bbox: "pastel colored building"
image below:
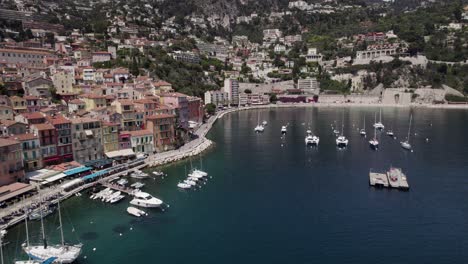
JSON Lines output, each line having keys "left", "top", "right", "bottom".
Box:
{"left": 0, "top": 138, "right": 25, "bottom": 186}
{"left": 10, "top": 133, "right": 42, "bottom": 172}
{"left": 31, "top": 123, "right": 58, "bottom": 166}
{"left": 71, "top": 118, "right": 104, "bottom": 163}
{"left": 146, "top": 114, "right": 176, "bottom": 152}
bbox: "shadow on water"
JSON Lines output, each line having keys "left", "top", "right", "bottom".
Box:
{"left": 80, "top": 231, "right": 99, "bottom": 241}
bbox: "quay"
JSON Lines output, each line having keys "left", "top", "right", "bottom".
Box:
{"left": 0, "top": 108, "right": 227, "bottom": 232}
{"left": 369, "top": 167, "right": 410, "bottom": 190}
{"left": 100, "top": 182, "right": 136, "bottom": 195}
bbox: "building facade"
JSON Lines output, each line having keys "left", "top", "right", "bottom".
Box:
{"left": 0, "top": 138, "right": 25, "bottom": 186}
{"left": 71, "top": 118, "right": 104, "bottom": 163}
{"left": 146, "top": 114, "right": 176, "bottom": 152}
{"left": 47, "top": 115, "right": 73, "bottom": 163}
{"left": 31, "top": 123, "right": 58, "bottom": 166}
{"left": 11, "top": 133, "right": 42, "bottom": 172}
{"left": 223, "top": 79, "right": 239, "bottom": 105}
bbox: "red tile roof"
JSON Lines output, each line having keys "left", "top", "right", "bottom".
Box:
{"left": 32, "top": 123, "right": 55, "bottom": 130}
{"left": 121, "top": 130, "right": 152, "bottom": 137}
{"left": 0, "top": 138, "right": 20, "bottom": 147}
{"left": 146, "top": 114, "right": 175, "bottom": 119}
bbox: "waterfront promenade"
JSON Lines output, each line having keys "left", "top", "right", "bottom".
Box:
{"left": 0, "top": 111, "right": 222, "bottom": 231}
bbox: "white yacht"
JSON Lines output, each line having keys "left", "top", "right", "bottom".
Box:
{"left": 152, "top": 171, "right": 164, "bottom": 176}
{"left": 131, "top": 182, "right": 145, "bottom": 189}
{"left": 109, "top": 194, "right": 125, "bottom": 204}
{"left": 254, "top": 111, "right": 264, "bottom": 132}
{"left": 116, "top": 178, "right": 128, "bottom": 186}
{"left": 131, "top": 170, "right": 149, "bottom": 179}
{"left": 184, "top": 179, "right": 197, "bottom": 186}
{"left": 336, "top": 136, "right": 349, "bottom": 147}
{"left": 191, "top": 169, "right": 208, "bottom": 177}
{"left": 254, "top": 125, "right": 264, "bottom": 133}
{"left": 401, "top": 114, "right": 413, "bottom": 150}
{"left": 336, "top": 118, "right": 348, "bottom": 148}
{"left": 281, "top": 126, "right": 287, "bottom": 134}
{"left": 369, "top": 114, "right": 379, "bottom": 149}
{"left": 373, "top": 109, "right": 385, "bottom": 129}
{"left": 177, "top": 182, "right": 191, "bottom": 189}
{"left": 305, "top": 130, "right": 319, "bottom": 145}
{"left": 23, "top": 201, "right": 82, "bottom": 264}
{"left": 130, "top": 191, "right": 163, "bottom": 208}
{"left": 262, "top": 120, "right": 268, "bottom": 126}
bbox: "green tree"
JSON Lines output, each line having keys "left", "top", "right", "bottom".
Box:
{"left": 205, "top": 103, "right": 216, "bottom": 115}
{"left": 130, "top": 56, "right": 139, "bottom": 76}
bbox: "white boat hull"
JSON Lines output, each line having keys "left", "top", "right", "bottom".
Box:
{"left": 23, "top": 244, "right": 82, "bottom": 264}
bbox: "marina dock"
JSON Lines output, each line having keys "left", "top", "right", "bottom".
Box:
{"left": 369, "top": 167, "right": 409, "bottom": 190}
{"left": 100, "top": 182, "right": 136, "bottom": 195}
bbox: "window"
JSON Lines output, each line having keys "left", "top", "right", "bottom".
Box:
{"left": 24, "top": 152, "right": 28, "bottom": 159}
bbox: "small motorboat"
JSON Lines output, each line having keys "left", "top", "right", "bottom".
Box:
{"left": 131, "top": 170, "right": 149, "bottom": 179}
{"left": 117, "top": 179, "right": 128, "bottom": 186}
{"left": 127, "top": 206, "right": 147, "bottom": 217}
{"left": 386, "top": 130, "right": 394, "bottom": 137}
{"left": 187, "top": 177, "right": 199, "bottom": 182}
{"left": 28, "top": 206, "right": 55, "bottom": 221}
{"left": 262, "top": 120, "right": 268, "bottom": 126}
{"left": 131, "top": 182, "right": 145, "bottom": 189}
{"left": 336, "top": 136, "right": 349, "bottom": 148}
{"left": 109, "top": 194, "right": 125, "bottom": 204}
{"left": 333, "top": 129, "right": 340, "bottom": 134}
{"left": 184, "top": 180, "right": 197, "bottom": 186}
{"left": 359, "top": 129, "right": 366, "bottom": 136}
{"left": 281, "top": 126, "right": 287, "bottom": 134}
{"left": 254, "top": 125, "right": 264, "bottom": 133}
{"left": 177, "top": 182, "right": 191, "bottom": 189}
{"left": 152, "top": 171, "right": 164, "bottom": 176}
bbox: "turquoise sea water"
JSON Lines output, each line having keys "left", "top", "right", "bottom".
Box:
{"left": 3, "top": 107, "right": 468, "bottom": 263}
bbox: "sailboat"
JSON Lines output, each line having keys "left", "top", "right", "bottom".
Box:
{"left": 254, "top": 111, "right": 264, "bottom": 132}
{"left": 373, "top": 108, "right": 385, "bottom": 129}
{"left": 360, "top": 116, "right": 366, "bottom": 136}
{"left": 401, "top": 114, "right": 412, "bottom": 150}
{"left": 23, "top": 200, "right": 82, "bottom": 263}
{"left": 369, "top": 113, "right": 379, "bottom": 149}
{"left": 336, "top": 113, "right": 348, "bottom": 148}
{"left": 305, "top": 129, "right": 319, "bottom": 146}
{"left": 15, "top": 218, "right": 56, "bottom": 263}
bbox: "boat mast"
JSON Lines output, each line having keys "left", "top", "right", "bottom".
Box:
{"left": 58, "top": 200, "right": 65, "bottom": 246}
{"left": 379, "top": 108, "right": 382, "bottom": 123}
{"left": 341, "top": 111, "right": 344, "bottom": 136}
{"left": 25, "top": 207, "right": 30, "bottom": 248}
{"left": 374, "top": 113, "right": 377, "bottom": 139}
{"left": 407, "top": 114, "right": 412, "bottom": 143}
{"left": 39, "top": 199, "right": 47, "bottom": 249}
{"left": 1, "top": 233, "right": 4, "bottom": 264}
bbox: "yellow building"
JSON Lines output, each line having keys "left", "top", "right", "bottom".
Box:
{"left": 102, "top": 122, "right": 120, "bottom": 153}
{"left": 111, "top": 99, "right": 136, "bottom": 130}
{"left": 81, "top": 94, "right": 107, "bottom": 111}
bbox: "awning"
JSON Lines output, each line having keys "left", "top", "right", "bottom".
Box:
{"left": 85, "top": 130, "right": 93, "bottom": 136}
{"left": 105, "top": 149, "right": 135, "bottom": 158}
{"left": 42, "top": 173, "right": 67, "bottom": 184}
{"left": 63, "top": 166, "right": 92, "bottom": 176}
{"left": 0, "top": 183, "right": 36, "bottom": 203}
{"left": 82, "top": 169, "right": 109, "bottom": 181}
{"left": 60, "top": 178, "right": 84, "bottom": 189}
